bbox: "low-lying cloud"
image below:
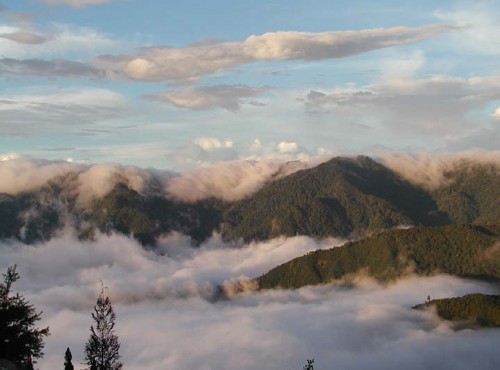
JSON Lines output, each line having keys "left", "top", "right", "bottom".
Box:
{"left": 1, "top": 232, "right": 498, "bottom": 370}
{"left": 0, "top": 150, "right": 499, "bottom": 205}
{"left": 377, "top": 150, "right": 500, "bottom": 190}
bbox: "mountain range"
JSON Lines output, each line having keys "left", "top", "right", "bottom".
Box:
{"left": 0, "top": 156, "right": 498, "bottom": 246}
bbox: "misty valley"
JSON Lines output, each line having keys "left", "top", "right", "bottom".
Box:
{"left": 1, "top": 154, "right": 499, "bottom": 370}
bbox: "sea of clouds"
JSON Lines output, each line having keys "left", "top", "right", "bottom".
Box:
{"left": 1, "top": 232, "right": 499, "bottom": 370}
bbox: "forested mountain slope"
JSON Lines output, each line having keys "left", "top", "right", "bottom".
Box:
{"left": 256, "top": 224, "right": 500, "bottom": 289}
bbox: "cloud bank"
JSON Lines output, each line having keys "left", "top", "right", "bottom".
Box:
{"left": 0, "top": 150, "right": 499, "bottom": 204}
{"left": 377, "top": 150, "right": 500, "bottom": 190}
{"left": 1, "top": 233, "right": 499, "bottom": 370}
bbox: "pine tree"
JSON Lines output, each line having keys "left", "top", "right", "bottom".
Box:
{"left": 0, "top": 265, "right": 49, "bottom": 368}
{"left": 84, "top": 288, "right": 122, "bottom": 370}
{"left": 64, "top": 347, "right": 74, "bottom": 370}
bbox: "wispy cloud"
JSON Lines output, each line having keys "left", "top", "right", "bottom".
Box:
{"left": 37, "top": 0, "right": 114, "bottom": 7}
{"left": 0, "top": 57, "right": 103, "bottom": 78}
{"left": 303, "top": 75, "right": 500, "bottom": 136}
{"left": 0, "top": 30, "right": 49, "bottom": 44}
{"left": 146, "top": 85, "right": 269, "bottom": 111}
{"left": 100, "top": 24, "right": 455, "bottom": 82}
{"left": 0, "top": 88, "right": 125, "bottom": 135}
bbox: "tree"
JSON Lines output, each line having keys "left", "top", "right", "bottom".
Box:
{"left": 0, "top": 265, "right": 49, "bottom": 368}
{"left": 303, "top": 359, "right": 314, "bottom": 370}
{"left": 64, "top": 348, "right": 74, "bottom": 370}
{"left": 84, "top": 288, "right": 122, "bottom": 370}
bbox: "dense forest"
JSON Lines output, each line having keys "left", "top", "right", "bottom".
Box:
{"left": 256, "top": 224, "right": 500, "bottom": 289}
{"left": 0, "top": 156, "right": 498, "bottom": 246}
{"left": 414, "top": 294, "right": 500, "bottom": 328}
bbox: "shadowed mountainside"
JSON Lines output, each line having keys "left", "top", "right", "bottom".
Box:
{"left": 0, "top": 156, "right": 498, "bottom": 245}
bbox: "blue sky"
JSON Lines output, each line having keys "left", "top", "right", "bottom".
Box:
{"left": 1, "top": 0, "right": 499, "bottom": 168}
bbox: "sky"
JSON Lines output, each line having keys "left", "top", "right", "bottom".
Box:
{"left": 1, "top": 0, "right": 499, "bottom": 169}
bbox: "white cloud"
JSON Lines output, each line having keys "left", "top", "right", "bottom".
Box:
{"left": 493, "top": 107, "right": 500, "bottom": 120}
{"left": 375, "top": 149, "right": 500, "bottom": 190}
{"left": 434, "top": 7, "right": 500, "bottom": 55}
{"left": 100, "top": 24, "right": 454, "bottom": 82}
{"left": 146, "top": 84, "right": 269, "bottom": 111}
{"left": 1, "top": 233, "right": 499, "bottom": 370}
{"left": 303, "top": 75, "right": 500, "bottom": 136}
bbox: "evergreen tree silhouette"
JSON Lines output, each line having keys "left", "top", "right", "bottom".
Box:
{"left": 0, "top": 265, "right": 49, "bottom": 368}
{"left": 84, "top": 287, "right": 122, "bottom": 370}
{"left": 64, "top": 347, "right": 74, "bottom": 370}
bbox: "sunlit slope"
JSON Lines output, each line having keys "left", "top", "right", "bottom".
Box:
{"left": 257, "top": 224, "right": 500, "bottom": 289}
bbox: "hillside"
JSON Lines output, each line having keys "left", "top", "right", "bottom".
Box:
{"left": 414, "top": 294, "right": 500, "bottom": 328}
{"left": 222, "top": 156, "right": 499, "bottom": 242}
{"left": 256, "top": 224, "right": 500, "bottom": 289}
{"left": 0, "top": 156, "right": 498, "bottom": 246}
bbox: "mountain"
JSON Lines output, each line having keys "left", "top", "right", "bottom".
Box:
{"left": 0, "top": 156, "right": 498, "bottom": 246}
{"left": 414, "top": 294, "right": 500, "bottom": 328}
{"left": 221, "top": 156, "right": 499, "bottom": 242}
{"left": 256, "top": 224, "right": 500, "bottom": 290}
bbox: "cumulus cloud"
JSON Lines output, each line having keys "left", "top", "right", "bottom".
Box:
{"left": 99, "top": 24, "right": 454, "bottom": 82}
{"left": 0, "top": 30, "right": 49, "bottom": 44}
{"left": 146, "top": 84, "right": 269, "bottom": 111}
{"left": 376, "top": 150, "right": 500, "bottom": 190}
{"left": 303, "top": 75, "right": 500, "bottom": 136}
{"left": 1, "top": 233, "right": 499, "bottom": 370}
{"left": 0, "top": 88, "right": 125, "bottom": 135}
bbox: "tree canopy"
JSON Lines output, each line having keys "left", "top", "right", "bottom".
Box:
{"left": 0, "top": 265, "right": 49, "bottom": 368}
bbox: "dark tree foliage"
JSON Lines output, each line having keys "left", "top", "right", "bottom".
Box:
{"left": 303, "top": 359, "right": 314, "bottom": 370}
{"left": 64, "top": 347, "right": 74, "bottom": 370}
{"left": 417, "top": 294, "right": 500, "bottom": 327}
{"left": 0, "top": 265, "right": 49, "bottom": 367}
{"left": 257, "top": 224, "right": 500, "bottom": 289}
{"left": 84, "top": 288, "right": 122, "bottom": 370}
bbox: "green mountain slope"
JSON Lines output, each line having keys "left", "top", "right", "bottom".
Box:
{"left": 432, "top": 164, "right": 500, "bottom": 224}
{"left": 222, "top": 156, "right": 443, "bottom": 242}
{"left": 414, "top": 294, "right": 500, "bottom": 328}
{"left": 0, "top": 156, "right": 497, "bottom": 245}
{"left": 256, "top": 224, "right": 500, "bottom": 289}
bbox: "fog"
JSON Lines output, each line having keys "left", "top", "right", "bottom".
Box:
{"left": 377, "top": 150, "right": 500, "bottom": 190}
{"left": 1, "top": 233, "right": 499, "bottom": 370}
